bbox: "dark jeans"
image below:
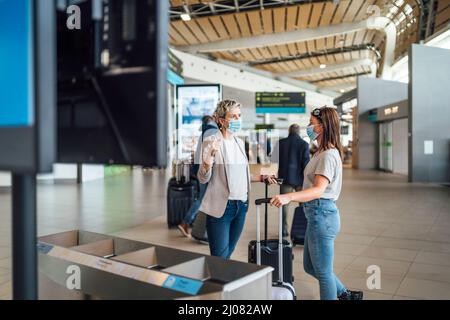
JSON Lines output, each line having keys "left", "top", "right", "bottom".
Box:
{"left": 182, "top": 182, "right": 207, "bottom": 225}
{"left": 206, "top": 200, "right": 248, "bottom": 259}
{"left": 280, "top": 184, "right": 302, "bottom": 234}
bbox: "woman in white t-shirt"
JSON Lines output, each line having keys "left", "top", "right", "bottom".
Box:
{"left": 271, "top": 107, "right": 363, "bottom": 300}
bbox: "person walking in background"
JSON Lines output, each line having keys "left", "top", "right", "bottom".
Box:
{"left": 270, "top": 107, "right": 363, "bottom": 300}
{"left": 277, "top": 124, "right": 310, "bottom": 237}
{"left": 178, "top": 116, "right": 218, "bottom": 237}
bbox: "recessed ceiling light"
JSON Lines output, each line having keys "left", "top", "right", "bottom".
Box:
{"left": 320, "top": 64, "right": 327, "bottom": 69}
{"left": 180, "top": 13, "right": 191, "bottom": 21}
{"left": 340, "top": 89, "right": 346, "bottom": 93}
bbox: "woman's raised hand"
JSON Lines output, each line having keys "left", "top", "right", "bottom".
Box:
{"left": 202, "top": 135, "right": 222, "bottom": 166}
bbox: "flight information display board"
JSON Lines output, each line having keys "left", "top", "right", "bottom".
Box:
{"left": 256, "top": 92, "right": 306, "bottom": 114}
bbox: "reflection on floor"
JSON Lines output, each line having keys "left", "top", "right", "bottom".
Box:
{"left": 1, "top": 169, "right": 449, "bottom": 300}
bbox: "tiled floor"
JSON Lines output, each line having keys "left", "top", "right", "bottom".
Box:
{"left": 0, "top": 168, "right": 449, "bottom": 300}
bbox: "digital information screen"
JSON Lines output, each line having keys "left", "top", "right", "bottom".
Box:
{"left": 0, "top": 0, "right": 34, "bottom": 127}
{"left": 256, "top": 92, "right": 306, "bottom": 114}
{"left": 176, "top": 84, "right": 222, "bottom": 159}
{"left": 177, "top": 85, "right": 221, "bottom": 124}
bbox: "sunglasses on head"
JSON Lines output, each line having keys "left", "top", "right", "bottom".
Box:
{"left": 312, "top": 108, "right": 323, "bottom": 120}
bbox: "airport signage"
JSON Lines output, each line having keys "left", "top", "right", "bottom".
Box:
{"left": 256, "top": 92, "right": 306, "bottom": 114}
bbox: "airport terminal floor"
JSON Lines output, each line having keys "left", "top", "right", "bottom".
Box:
{"left": 1, "top": 167, "right": 449, "bottom": 300}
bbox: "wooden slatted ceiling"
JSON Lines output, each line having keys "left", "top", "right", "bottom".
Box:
{"left": 169, "top": 1, "right": 375, "bottom": 47}
{"left": 297, "top": 64, "right": 372, "bottom": 82}
{"left": 435, "top": 0, "right": 450, "bottom": 32}
{"left": 168, "top": 0, "right": 420, "bottom": 87}
{"left": 394, "top": 0, "right": 420, "bottom": 54}
{"left": 316, "top": 77, "right": 359, "bottom": 88}
{"left": 312, "top": 66, "right": 373, "bottom": 88}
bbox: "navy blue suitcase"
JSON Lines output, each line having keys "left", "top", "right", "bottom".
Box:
{"left": 291, "top": 205, "right": 307, "bottom": 246}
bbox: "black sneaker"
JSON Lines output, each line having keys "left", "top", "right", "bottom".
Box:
{"left": 338, "top": 290, "right": 363, "bottom": 300}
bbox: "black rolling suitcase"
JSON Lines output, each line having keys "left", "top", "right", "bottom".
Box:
{"left": 167, "top": 178, "right": 197, "bottom": 228}
{"left": 291, "top": 205, "right": 307, "bottom": 246}
{"left": 250, "top": 198, "right": 296, "bottom": 300}
{"left": 248, "top": 183, "right": 294, "bottom": 285}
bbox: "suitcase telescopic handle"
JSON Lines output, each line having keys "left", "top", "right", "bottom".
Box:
{"left": 255, "top": 198, "right": 271, "bottom": 205}
{"left": 255, "top": 198, "right": 285, "bottom": 283}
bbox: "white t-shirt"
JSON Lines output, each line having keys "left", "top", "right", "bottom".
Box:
{"left": 302, "top": 149, "right": 342, "bottom": 201}
{"left": 222, "top": 138, "right": 248, "bottom": 201}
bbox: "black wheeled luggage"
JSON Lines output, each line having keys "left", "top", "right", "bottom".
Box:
{"left": 250, "top": 198, "right": 296, "bottom": 300}
{"left": 167, "top": 178, "right": 197, "bottom": 228}
{"left": 248, "top": 239, "right": 293, "bottom": 284}
{"left": 248, "top": 182, "right": 294, "bottom": 284}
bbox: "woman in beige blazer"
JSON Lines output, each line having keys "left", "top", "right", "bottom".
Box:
{"left": 198, "top": 99, "right": 276, "bottom": 259}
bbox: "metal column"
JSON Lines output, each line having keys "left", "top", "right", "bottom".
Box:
{"left": 12, "top": 173, "right": 37, "bottom": 300}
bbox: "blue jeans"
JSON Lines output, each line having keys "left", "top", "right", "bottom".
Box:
{"left": 303, "top": 199, "right": 347, "bottom": 300}
{"left": 206, "top": 200, "right": 248, "bottom": 259}
{"left": 182, "top": 182, "right": 207, "bottom": 225}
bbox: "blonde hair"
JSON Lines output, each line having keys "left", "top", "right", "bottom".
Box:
{"left": 214, "top": 99, "right": 242, "bottom": 120}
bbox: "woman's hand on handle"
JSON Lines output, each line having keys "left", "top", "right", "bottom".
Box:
{"left": 264, "top": 175, "right": 279, "bottom": 185}
{"left": 270, "top": 175, "right": 331, "bottom": 206}
{"left": 270, "top": 194, "right": 292, "bottom": 208}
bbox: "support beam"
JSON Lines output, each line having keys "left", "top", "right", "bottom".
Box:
{"left": 325, "top": 83, "right": 358, "bottom": 92}
{"left": 249, "top": 44, "right": 379, "bottom": 66}
{"left": 170, "top": 0, "right": 330, "bottom": 20}
{"left": 177, "top": 20, "right": 370, "bottom": 53}
{"left": 279, "top": 58, "right": 375, "bottom": 77}
{"left": 311, "top": 71, "right": 372, "bottom": 84}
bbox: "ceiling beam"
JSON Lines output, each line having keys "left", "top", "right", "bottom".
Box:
{"left": 177, "top": 20, "right": 371, "bottom": 53}
{"left": 280, "top": 58, "right": 376, "bottom": 77}
{"left": 169, "top": 0, "right": 331, "bottom": 20}
{"left": 325, "top": 83, "right": 358, "bottom": 92}
{"left": 310, "top": 71, "right": 372, "bottom": 84}
{"left": 248, "top": 43, "right": 380, "bottom": 65}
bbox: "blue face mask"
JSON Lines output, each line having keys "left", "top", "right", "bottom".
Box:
{"left": 307, "top": 125, "right": 319, "bottom": 141}
{"left": 228, "top": 119, "right": 242, "bottom": 133}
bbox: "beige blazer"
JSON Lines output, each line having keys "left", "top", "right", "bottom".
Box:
{"left": 198, "top": 131, "right": 251, "bottom": 218}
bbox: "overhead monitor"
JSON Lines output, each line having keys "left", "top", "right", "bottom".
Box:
{"left": 56, "top": 0, "right": 169, "bottom": 167}
{"left": 256, "top": 92, "right": 306, "bottom": 114}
